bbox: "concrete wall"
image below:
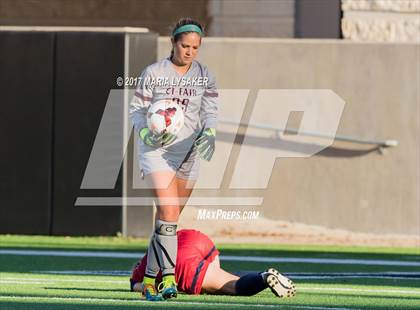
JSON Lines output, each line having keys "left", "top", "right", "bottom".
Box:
{"left": 207, "top": 0, "right": 341, "bottom": 38}
{"left": 0, "top": 0, "right": 210, "bottom": 36}
{"left": 0, "top": 0, "right": 342, "bottom": 39}
{"left": 123, "top": 32, "right": 158, "bottom": 237}
{"left": 158, "top": 37, "right": 419, "bottom": 235}
{"left": 208, "top": 0, "right": 295, "bottom": 38}
{"left": 341, "top": 0, "right": 420, "bottom": 42}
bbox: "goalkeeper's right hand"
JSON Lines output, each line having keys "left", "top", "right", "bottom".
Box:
{"left": 139, "top": 128, "right": 176, "bottom": 147}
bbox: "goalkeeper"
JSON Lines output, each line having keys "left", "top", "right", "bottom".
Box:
{"left": 130, "top": 229, "right": 296, "bottom": 298}
{"left": 129, "top": 18, "right": 218, "bottom": 301}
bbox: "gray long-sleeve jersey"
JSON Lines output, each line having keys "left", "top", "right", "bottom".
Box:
{"left": 129, "top": 58, "right": 218, "bottom": 154}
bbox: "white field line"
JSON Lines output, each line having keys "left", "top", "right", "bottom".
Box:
{"left": 291, "top": 275, "right": 420, "bottom": 280}
{"left": 1, "top": 276, "right": 420, "bottom": 296}
{"left": 219, "top": 255, "right": 420, "bottom": 267}
{"left": 32, "top": 270, "right": 420, "bottom": 280}
{"left": 1, "top": 249, "right": 419, "bottom": 267}
{"left": 36, "top": 270, "right": 420, "bottom": 276}
{"left": 0, "top": 295, "right": 355, "bottom": 310}
{"left": 298, "top": 287, "right": 420, "bottom": 295}
{"left": 291, "top": 272, "right": 420, "bottom": 275}
{"left": 0, "top": 249, "right": 140, "bottom": 259}
{"left": 0, "top": 281, "right": 55, "bottom": 285}
{"left": 1, "top": 277, "right": 127, "bottom": 284}
{"left": 287, "top": 272, "right": 420, "bottom": 280}
{"left": 39, "top": 270, "right": 132, "bottom": 275}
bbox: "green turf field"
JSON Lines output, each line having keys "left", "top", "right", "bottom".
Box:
{"left": 1, "top": 235, "right": 419, "bottom": 309}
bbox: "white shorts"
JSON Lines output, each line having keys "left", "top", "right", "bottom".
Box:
{"left": 138, "top": 140, "right": 200, "bottom": 180}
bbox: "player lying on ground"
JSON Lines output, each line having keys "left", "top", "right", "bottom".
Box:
{"left": 130, "top": 229, "right": 296, "bottom": 299}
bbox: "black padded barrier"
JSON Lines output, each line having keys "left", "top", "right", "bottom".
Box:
{"left": 51, "top": 32, "right": 124, "bottom": 235}
{"left": 0, "top": 32, "right": 54, "bottom": 234}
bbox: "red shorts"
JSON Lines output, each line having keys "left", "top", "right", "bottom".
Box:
{"left": 130, "top": 229, "right": 219, "bottom": 295}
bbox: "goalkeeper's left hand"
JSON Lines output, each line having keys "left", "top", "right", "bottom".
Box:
{"left": 161, "top": 132, "right": 176, "bottom": 145}
{"left": 195, "top": 128, "right": 216, "bottom": 161}
{"left": 139, "top": 128, "right": 176, "bottom": 147}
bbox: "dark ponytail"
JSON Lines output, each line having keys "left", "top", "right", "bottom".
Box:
{"left": 170, "top": 17, "right": 204, "bottom": 59}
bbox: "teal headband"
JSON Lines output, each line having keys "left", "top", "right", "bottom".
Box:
{"left": 172, "top": 24, "right": 203, "bottom": 37}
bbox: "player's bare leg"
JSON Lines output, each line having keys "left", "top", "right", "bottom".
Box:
{"left": 202, "top": 256, "right": 296, "bottom": 297}
{"left": 155, "top": 176, "right": 195, "bottom": 298}
{"left": 142, "top": 171, "right": 180, "bottom": 300}
{"left": 202, "top": 256, "right": 239, "bottom": 295}
{"left": 176, "top": 177, "right": 195, "bottom": 214}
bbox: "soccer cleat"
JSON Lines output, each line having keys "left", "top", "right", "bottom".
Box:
{"left": 142, "top": 283, "right": 163, "bottom": 301}
{"left": 264, "top": 268, "right": 296, "bottom": 298}
{"left": 158, "top": 275, "right": 178, "bottom": 300}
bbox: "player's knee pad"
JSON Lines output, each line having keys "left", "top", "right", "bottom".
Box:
{"left": 155, "top": 219, "right": 177, "bottom": 236}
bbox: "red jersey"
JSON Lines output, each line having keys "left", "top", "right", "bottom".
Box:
{"left": 130, "top": 229, "right": 219, "bottom": 294}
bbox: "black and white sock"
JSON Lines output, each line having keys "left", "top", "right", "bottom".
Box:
{"left": 149, "top": 219, "right": 178, "bottom": 277}
{"left": 144, "top": 235, "right": 161, "bottom": 278}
